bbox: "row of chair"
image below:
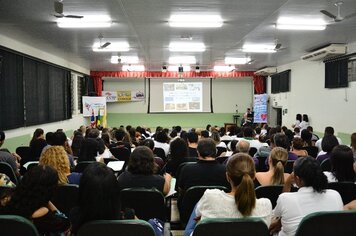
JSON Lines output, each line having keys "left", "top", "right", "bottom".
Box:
{"left": 1, "top": 210, "right": 356, "bottom": 236}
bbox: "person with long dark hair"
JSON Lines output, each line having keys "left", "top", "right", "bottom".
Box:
{"left": 30, "top": 128, "right": 45, "bottom": 146}
{"left": 117, "top": 146, "right": 172, "bottom": 195}
{"left": 324, "top": 145, "right": 355, "bottom": 182}
{"left": 69, "top": 162, "right": 122, "bottom": 234}
{"left": 292, "top": 114, "right": 302, "bottom": 128}
{"left": 166, "top": 137, "right": 189, "bottom": 177}
{"left": 184, "top": 153, "right": 272, "bottom": 236}
{"left": 270, "top": 156, "right": 343, "bottom": 236}
{"left": 0, "top": 165, "right": 70, "bottom": 235}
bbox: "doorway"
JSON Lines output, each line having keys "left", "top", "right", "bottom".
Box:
{"left": 269, "top": 107, "right": 282, "bottom": 127}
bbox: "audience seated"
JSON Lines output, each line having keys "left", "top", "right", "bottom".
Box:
{"left": 177, "top": 138, "right": 230, "bottom": 207}
{"left": 315, "top": 126, "right": 342, "bottom": 152}
{"left": 0, "top": 165, "right": 70, "bottom": 235}
{"left": 290, "top": 137, "right": 308, "bottom": 157}
{"left": 40, "top": 146, "right": 81, "bottom": 185}
{"left": 270, "top": 156, "right": 343, "bottom": 236}
{"left": 109, "top": 128, "right": 132, "bottom": 152}
{"left": 183, "top": 153, "right": 272, "bottom": 236}
{"left": 0, "top": 173, "right": 15, "bottom": 187}
{"left": 78, "top": 137, "right": 105, "bottom": 163}
{"left": 0, "top": 131, "right": 20, "bottom": 177}
{"left": 140, "top": 139, "right": 165, "bottom": 171}
{"left": 29, "top": 129, "right": 47, "bottom": 162}
{"left": 300, "top": 129, "right": 318, "bottom": 158}
{"left": 69, "top": 162, "right": 126, "bottom": 235}
{"left": 211, "top": 131, "right": 227, "bottom": 149}
{"left": 255, "top": 147, "right": 289, "bottom": 186}
{"left": 153, "top": 131, "right": 170, "bottom": 157}
{"left": 324, "top": 145, "right": 355, "bottom": 183}
{"left": 165, "top": 138, "right": 190, "bottom": 177}
{"left": 117, "top": 146, "right": 172, "bottom": 195}
{"left": 52, "top": 131, "right": 76, "bottom": 168}
{"left": 187, "top": 131, "right": 199, "bottom": 157}
{"left": 316, "top": 135, "right": 339, "bottom": 164}
{"left": 71, "top": 131, "right": 84, "bottom": 158}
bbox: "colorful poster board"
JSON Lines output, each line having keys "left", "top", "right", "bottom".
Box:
{"left": 253, "top": 94, "right": 268, "bottom": 123}
{"left": 82, "top": 96, "right": 106, "bottom": 117}
{"left": 102, "top": 90, "right": 145, "bottom": 102}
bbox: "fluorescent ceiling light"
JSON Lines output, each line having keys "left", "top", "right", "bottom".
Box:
{"left": 122, "top": 65, "right": 145, "bottom": 71}
{"left": 276, "top": 17, "right": 327, "bottom": 30}
{"left": 213, "top": 65, "right": 235, "bottom": 72}
{"left": 57, "top": 15, "right": 112, "bottom": 28}
{"left": 169, "top": 14, "right": 223, "bottom": 28}
{"left": 169, "top": 42, "right": 206, "bottom": 52}
{"left": 225, "top": 57, "right": 251, "bottom": 65}
{"left": 110, "top": 56, "right": 139, "bottom": 64}
{"left": 168, "top": 56, "right": 196, "bottom": 64}
{"left": 93, "top": 42, "right": 130, "bottom": 52}
{"left": 242, "top": 44, "right": 276, "bottom": 53}
{"left": 168, "top": 65, "right": 191, "bottom": 72}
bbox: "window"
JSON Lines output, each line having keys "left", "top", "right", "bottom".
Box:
{"left": 271, "top": 70, "right": 291, "bottom": 94}
{"left": 325, "top": 58, "right": 348, "bottom": 88}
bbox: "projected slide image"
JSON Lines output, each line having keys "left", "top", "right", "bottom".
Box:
{"left": 163, "top": 82, "right": 202, "bottom": 112}
{"left": 165, "top": 103, "right": 175, "bottom": 110}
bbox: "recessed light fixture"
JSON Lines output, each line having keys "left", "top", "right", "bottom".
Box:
{"left": 242, "top": 44, "right": 276, "bottom": 53}
{"left": 93, "top": 42, "right": 130, "bottom": 52}
{"left": 57, "top": 15, "right": 112, "bottom": 28}
{"left": 225, "top": 57, "right": 251, "bottom": 64}
{"left": 169, "top": 14, "right": 223, "bottom": 28}
{"left": 213, "top": 65, "right": 235, "bottom": 72}
{"left": 169, "top": 42, "right": 206, "bottom": 52}
{"left": 276, "top": 17, "right": 327, "bottom": 30}
{"left": 168, "top": 56, "right": 196, "bottom": 64}
{"left": 122, "top": 65, "right": 145, "bottom": 71}
{"left": 110, "top": 56, "right": 139, "bottom": 64}
{"left": 168, "top": 65, "right": 191, "bottom": 72}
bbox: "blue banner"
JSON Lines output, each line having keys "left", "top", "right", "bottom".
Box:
{"left": 253, "top": 94, "right": 268, "bottom": 123}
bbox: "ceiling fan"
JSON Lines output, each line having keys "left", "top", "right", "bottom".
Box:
{"left": 320, "top": 1, "right": 356, "bottom": 22}
{"left": 98, "top": 35, "right": 111, "bottom": 49}
{"left": 54, "top": 0, "right": 83, "bottom": 19}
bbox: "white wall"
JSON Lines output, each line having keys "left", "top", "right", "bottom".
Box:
{"left": 267, "top": 41, "right": 356, "bottom": 134}
{"left": 0, "top": 34, "right": 89, "bottom": 74}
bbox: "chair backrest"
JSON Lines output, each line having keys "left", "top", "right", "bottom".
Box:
{"left": 120, "top": 188, "right": 167, "bottom": 221}
{"left": 295, "top": 210, "right": 356, "bottom": 236}
{"left": 249, "top": 147, "right": 258, "bottom": 157}
{"left": 0, "top": 162, "right": 18, "bottom": 185}
{"left": 255, "top": 155, "right": 268, "bottom": 172}
{"left": 216, "top": 147, "right": 227, "bottom": 157}
{"left": 77, "top": 219, "right": 156, "bottom": 236}
{"left": 255, "top": 185, "right": 283, "bottom": 208}
{"left": 153, "top": 148, "right": 166, "bottom": 161}
{"left": 284, "top": 160, "right": 294, "bottom": 174}
{"left": 51, "top": 184, "right": 79, "bottom": 216}
{"left": 320, "top": 158, "right": 331, "bottom": 171}
{"left": 0, "top": 215, "right": 40, "bottom": 236}
{"left": 327, "top": 182, "right": 356, "bottom": 205}
{"left": 179, "top": 186, "right": 229, "bottom": 226}
{"left": 110, "top": 147, "right": 130, "bottom": 162}
{"left": 192, "top": 218, "right": 269, "bottom": 236}
{"left": 16, "top": 146, "right": 31, "bottom": 165}
{"left": 74, "top": 161, "right": 96, "bottom": 173}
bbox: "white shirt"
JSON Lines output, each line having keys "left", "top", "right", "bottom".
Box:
{"left": 273, "top": 187, "right": 343, "bottom": 236}
{"left": 196, "top": 189, "right": 272, "bottom": 226}
{"left": 154, "top": 141, "right": 170, "bottom": 156}
{"left": 216, "top": 141, "right": 227, "bottom": 148}
{"left": 242, "top": 138, "right": 268, "bottom": 150}
{"left": 324, "top": 171, "right": 338, "bottom": 183}
{"left": 298, "top": 121, "right": 309, "bottom": 131}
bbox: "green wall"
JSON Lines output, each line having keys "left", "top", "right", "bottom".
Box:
{"left": 2, "top": 130, "right": 74, "bottom": 153}
{"left": 106, "top": 112, "right": 242, "bottom": 129}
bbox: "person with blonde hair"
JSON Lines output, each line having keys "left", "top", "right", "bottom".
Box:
{"left": 255, "top": 147, "right": 290, "bottom": 186}
{"left": 184, "top": 153, "right": 272, "bottom": 236}
{"left": 40, "top": 146, "right": 81, "bottom": 185}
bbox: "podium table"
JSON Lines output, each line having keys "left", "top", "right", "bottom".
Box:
{"left": 233, "top": 115, "right": 240, "bottom": 125}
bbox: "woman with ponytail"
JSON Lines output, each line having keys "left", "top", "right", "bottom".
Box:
{"left": 255, "top": 147, "right": 290, "bottom": 186}
{"left": 270, "top": 156, "right": 343, "bottom": 236}
{"left": 184, "top": 153, "right": 272, "bottom": 236}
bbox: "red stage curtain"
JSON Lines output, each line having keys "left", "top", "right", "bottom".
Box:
{"left": 253, "top": 75, "right": 266, "bottom": 94}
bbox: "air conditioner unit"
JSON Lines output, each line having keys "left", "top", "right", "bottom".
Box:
{"left": 254, "top": 67, "right": 277, "bottom": 76}
{"left": 301, "top": 44, "right": 346, "bottom": 61}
